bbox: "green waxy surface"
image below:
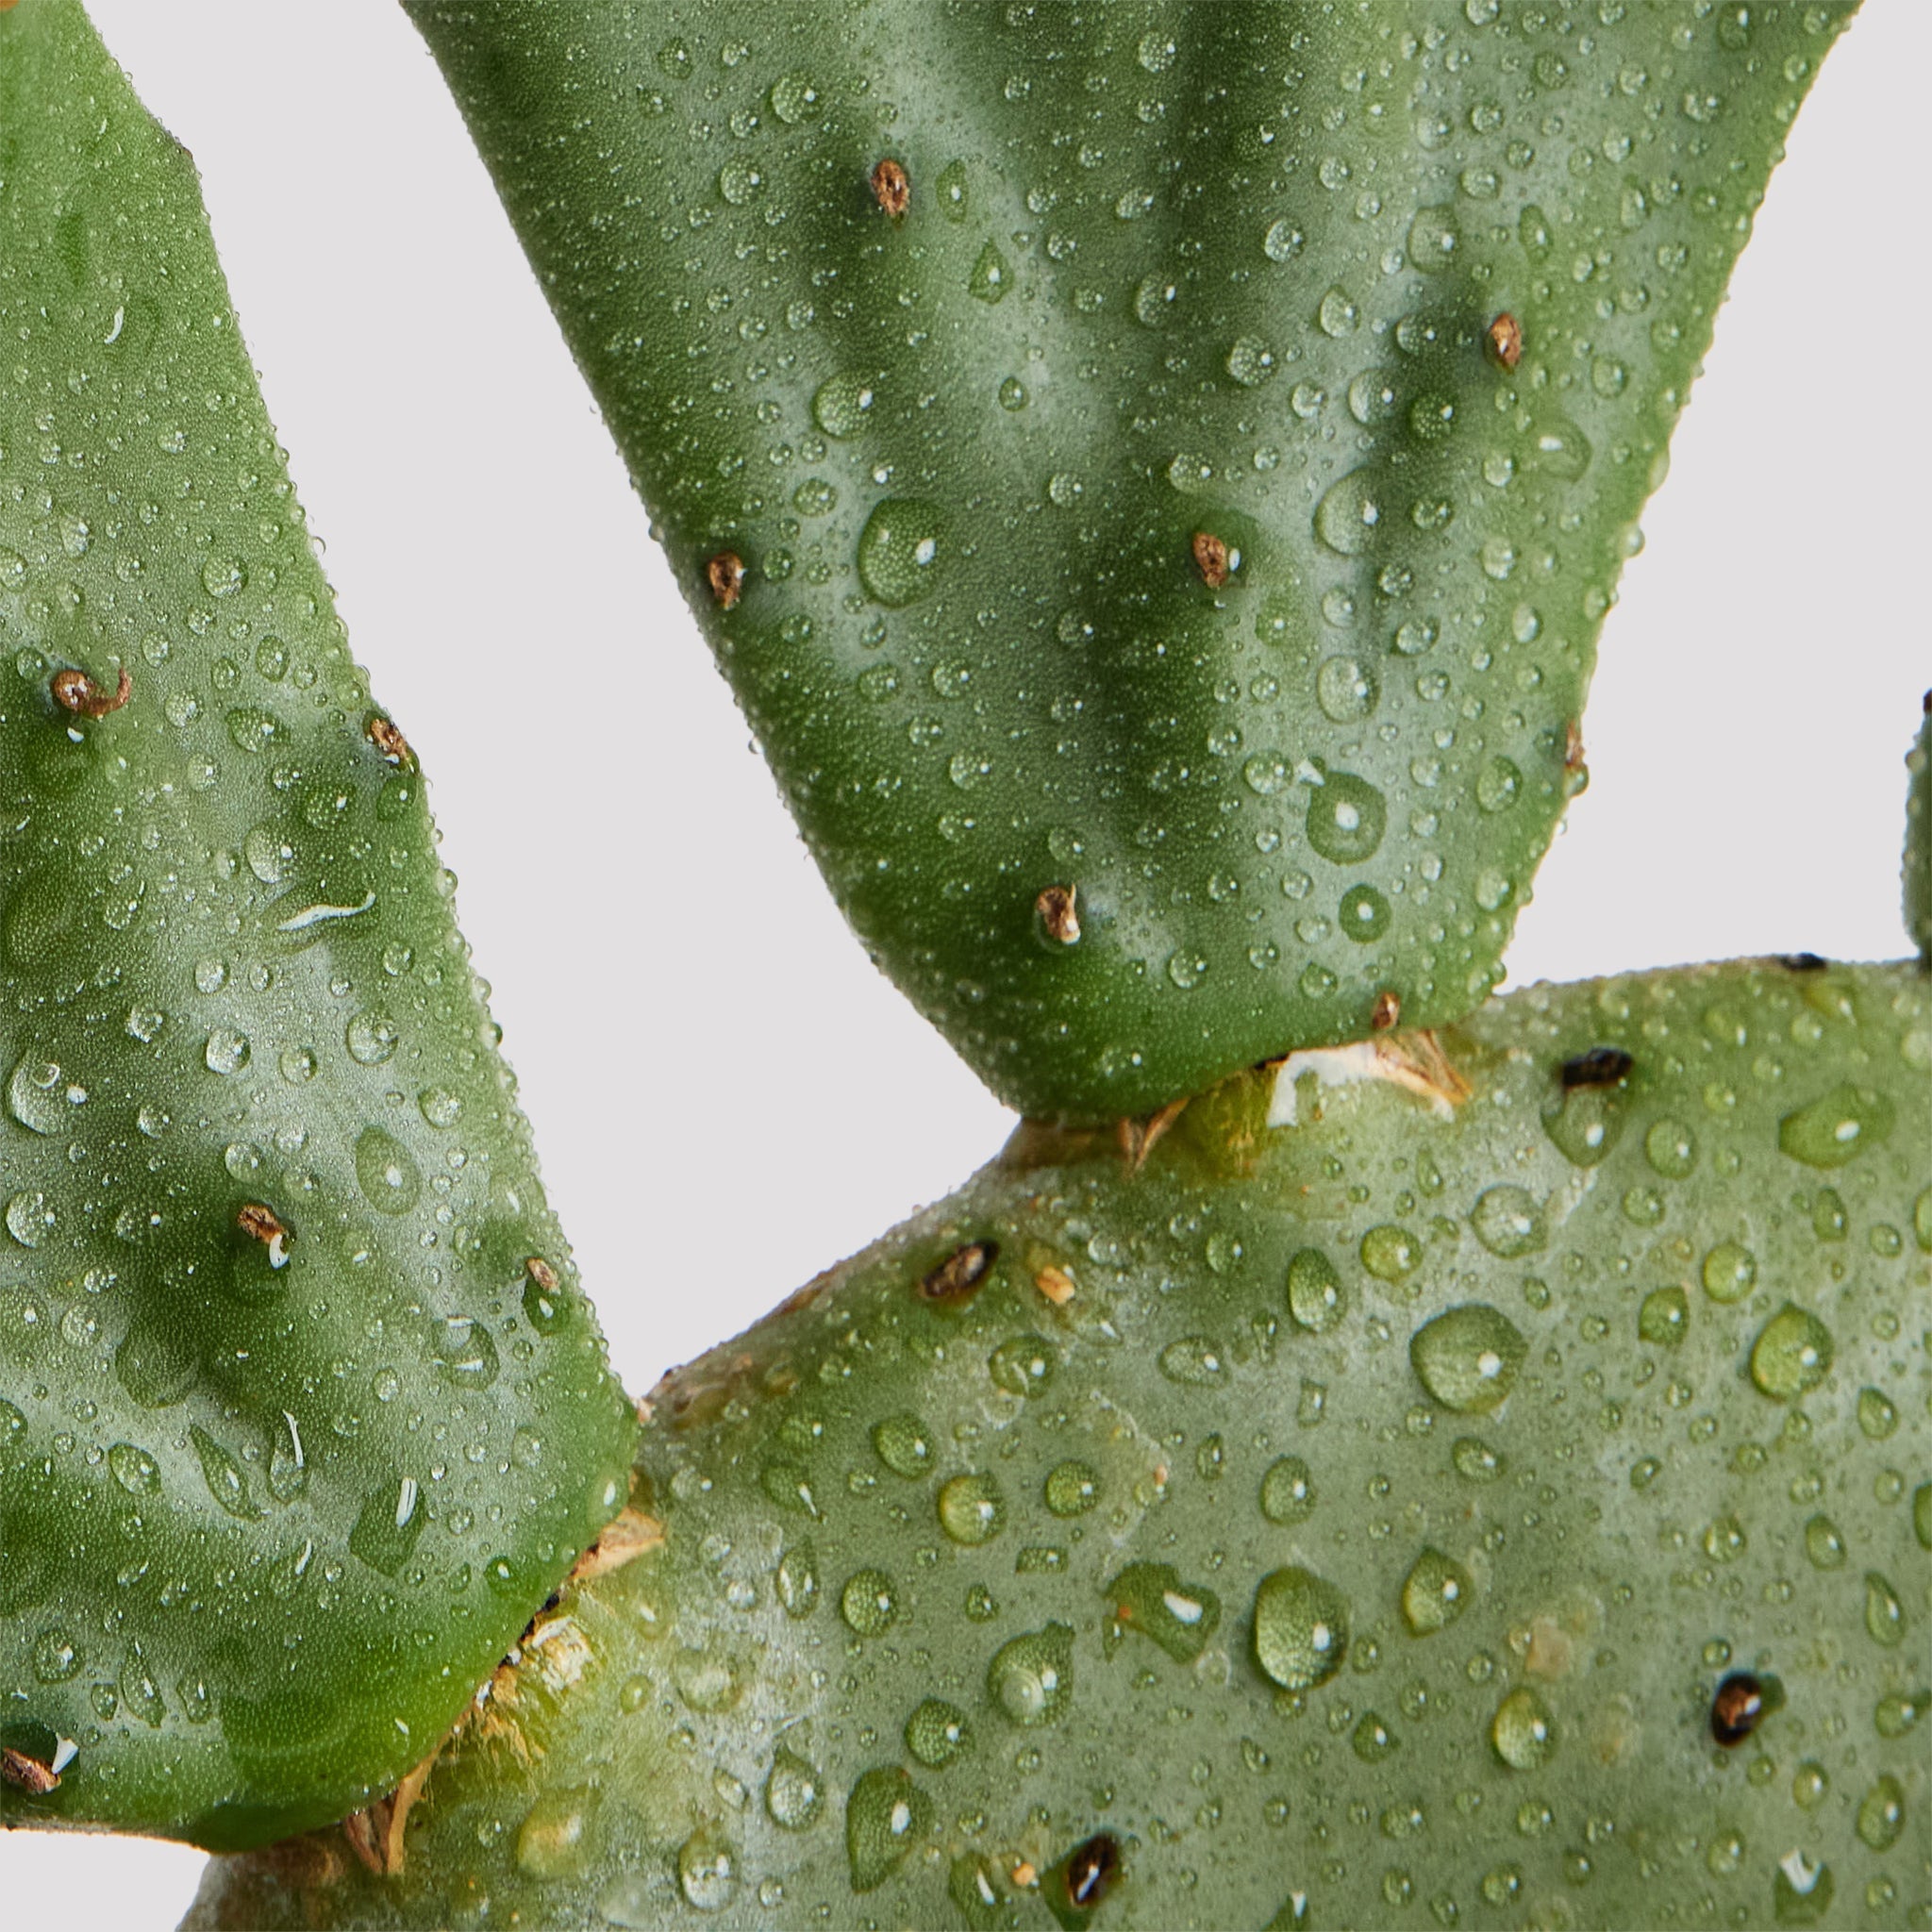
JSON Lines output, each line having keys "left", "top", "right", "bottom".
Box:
{"left": 408, "top": 0, "right": 1855, "bottom": 1119}
{"left": 187, "top": 958, "right": 1930, "bottom": 1928}
{"left": 0, "top": 0, "right": 636, "bottom": 1846}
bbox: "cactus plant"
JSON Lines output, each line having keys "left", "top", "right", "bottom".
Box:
{"left": 2, "top": 2, "right": 1927, "bottom": 1928}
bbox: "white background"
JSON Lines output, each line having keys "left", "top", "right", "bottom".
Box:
{"left": 8, "top": 4, "right": 1925, "bottom": 1923}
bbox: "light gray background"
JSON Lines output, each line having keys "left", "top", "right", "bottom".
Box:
{"left": 7, "top": 3, "right": 1925, "bottom": 1923}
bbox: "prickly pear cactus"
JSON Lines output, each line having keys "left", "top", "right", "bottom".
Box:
{"left": 407, "top": 0, "right": 1857, "bottom": 1120}
{"left": 188, "top": 960, "right": 1930, "bottom": 1930}
{"left": 0, "top": 0, "right": 636, "bottom": 1847}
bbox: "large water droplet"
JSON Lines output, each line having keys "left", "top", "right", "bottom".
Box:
{"left": 1862, "top": 1571, "right": 1905, "bottom": 1648}
{"left": 1286, "top": 1249, "right": 1346, "bottom": 1333}
{"left": 1778, "top": 1083, "right": 1895, "bottom": 1167}
{"left": 905, "top": 1699, "right": 972, "bottom": 1769}
{"left": 938, "top": 1473, "right": 1005, "bottom": 1546}
{"left": 764, "top": 1746, "right": 824, "bottom": 1830}
{"left": 1409, "top": 1305, "right": 1526, "bottom": 1414}
{"left": 871, "top": 1412, "right": 933, "bottom": 1478}
{"left": 1314, "top": 469, "right": 1382, "bottom": 554}
{"left": 1044, "top": 1460, "right": 1101, "bottom": 1517}
{"left": 846, "top": 1766, "right": 931, "bottom": 1892}
{"left": 857, "top": 499, "right": 944, "bottom": 606}
{"left": 1253, "top": 1567, "right": 1349, "bottom": 1690}
{"left": 1470, "top": 1186, "right": 1546, "bottom": 1258}
{"left": 108, "top": 1441, "right": 160, "bottom": 1495}
{"left": 988, "top": 1333, "right": 1056, "bottom": 1397}
{"left": 345, "top": 1010, "right": 399, "bottom": 1066}
{"left": 8, "top": 1053, "right": 84, "bottom": 1135}
{"left": 5, "top": 1189, "right": 54, "bottom": 1248}
{"left": 812, "top": 373, "right": 875, "bottom": 440}
{"left": 1306, "top": 771, "right": 1387, "bottom": 863}
{"left": 1701, "top": 1241, "right": 1757, "bottom": 1304}
{"left": 1490, "top": 1688, "right": 1555, "bottom": 1770}
{"left": 190, "top": 1424, "right": 259, "bottom": 1520}
{"left": 349, "top": 1474, "right": 425, "bottom": 1575}
{"left": 1399, "top": 1548, "right": 1472, "bottom": 1636}
{"left": 1748, "top": 1304, "right": 1833, "bottom": 1401}
{"left": 1104, "top": 1562, "right": 1221, "bottom": 1663}
{"left": 987, "top": 1623, "right": 1074, "bottom": 1726}
{"left": 355, "top": 1125, "right": 422, "bottom": 1215}
{"left": 1855, "top": 1774, "right": 1905, "bottom": 1851}
{"left": 967, "top": 242, "right": 1009, "bottom": 304}
{"left": 840, "top": 1568, "right": 898, "bottom": 1637}
{"left": 431, "top": 1315, "right": 500, "bottom": 1391}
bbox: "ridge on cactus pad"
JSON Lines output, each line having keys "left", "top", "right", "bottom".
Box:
{"left": 187, "top": 959, "right": 1929, "bottom": 1930}
{"left": 408, "top": 0, "right": 1857, "bottom": 1119}
{"left": 0, "top": 0, "right": 637, "bottom": 1848}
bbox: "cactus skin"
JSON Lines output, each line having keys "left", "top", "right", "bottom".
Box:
{"left": 0, "top": 1, "right": 636, "bottom": 1847}
{"left": 1907, "top": 697, "right": 1930, "bottom": 966}
{"left": 407, "top": 0, "right": 1857, "bottom": 1121}
{"left": 187, "top": 959, "right": 1929, "bottom": 1930}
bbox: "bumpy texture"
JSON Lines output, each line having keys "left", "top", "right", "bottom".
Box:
{"left": 409, "top": 0, "right": 1855, "bottom": 1119}
{"left": 189, "top": 960, "right": 1930, "bottom": 1929}
{"left": 0, "top": 0, "right": 636, "bottom": 1846}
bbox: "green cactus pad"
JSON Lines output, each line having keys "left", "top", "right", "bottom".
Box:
{"left": 186, "top": 958, "right": 1929, "bottom": 1928}
{"left": 0, "top": 0, "right": 636, "bottom": 1846}
{"left": 408, "top": 0, "right": 1857, "bottom": 1119}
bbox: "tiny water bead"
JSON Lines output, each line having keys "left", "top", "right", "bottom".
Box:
{"left": 1490, "top": 1688, "right": 1556, "bottom": 1771}
{"left": 1408, "top": 1305, "right": 1525, "bottom": 1414}
{"left": 1253, "top": 1567, "right": 1350, "bottom": 1690}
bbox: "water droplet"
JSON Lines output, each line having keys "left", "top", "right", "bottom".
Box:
{"left": 764, "top": 1746, "right": 824, "bottom": 1829}
{"left": 968, "top": 242, "right": 1009, "bottom": 304}
{"left": 1253, "top": 1567, "right": 1350, "bottom": 1690}
{"left": 1525, "top": 413, "right": 1591, "bottom": 479}
{"left": 190, "top": 1424, "right": 259, "bottom": 1520}
{"left": 1104, "top": 1562, "right": 1222, "bottom": 1663}
{"left": 1158, "top": 1336, "right": 1226, "bottom": 1386}
{"left": 121, "top": 1642, "right": 165, "bottom": 1727}
{"left": 1803, "top": 1514, "right": 1846, "bottom": 1570}
{"left": 349, "top": 1474, "right": 425, "bottom": 1575}
{"left": 840, "top": 1568, "right": 899, "bottom": 1637}
{"left": 905, "top": 1698, "right": 972, "bottom": 1768}
{"left": 1856, "top": 1387, "right": 1898, "bottom": 1441}
{"left": 108, "top": 1441, "right": 160, "bottom": 1495}
{"left": 1639, "top": 1287, "right": 1689, "bottom": 1346}
{"left": 1259, "top": 1456, "right": 1315, "bottom": 1524}
{"left": 1778, "top": 1083, "right": 1895, "bottom": 1168}
{"left": 987, "top": 1623, "right": 1074, "bottom": 1726}
{"left": 845, "top": 1766, "right": 931, "bottom": 1892}
{"left": 1306, "top": 772, "right": 1387, "bottom": 863}
{"left": 345, "top": 1010, "right": 399, "bottom": 1065}
{"left": 1410, "top": 1305, "right": 1526, "bottom": 1414}
{"left": 1262, "top": 218, "right": 1305, "bottom": 262}
{"left": 769, "top": 70, "right": 820, "bottom": 124}
{"left": 5, "top": 1189, "right": 53, "bottom": 1248}
{"left": 8, "top": 1054, "right": 85, "bottom": 1135}
{"left": 1874, "top": 1689, "right": 1927, "bottom": 1739}
{"left": 1541, "top": 1080, "right": 1630, "bottom": 1168}
{"left": 1452, "top": 1437, "right": 1504, "bottom": 1483}
{"left": 1475, "top": 757, "right": 1523, "bottom": 814}
{"left": 1400, "top": 1548, "right": 1472, "bottom": 1636}
{"left": 1407, "top": 205, "right": 1460, "bottom": 270}
{"left": 1360, "top": 1224, "right": 1420, "bottom": 1284}
{"left": 871, "top": 1412, "right": 933, "bottom": 1477}
{"left": 204, "top": 1026, "right": 251, "bottom": 1075}
{"left": 1286, "top": 1248, "right": 1346, "bottom": 1333}
{"left": 1316, "top": 655, "right": 1377, "bottom": 723}
{"left": 988, "top": 1333, "right": 1056, "bottom": 1397}
{"left": 776, "top": 1543, "right": 819, "bottom": 1617}
{"left": 938, "top": 1473, "right": 1005, "bottom": 1546}
{"left": 812, "top": 374, "right": 875, "bottom": 440}
{"left": 1855, "top": 1774, "right": 1905, "bottom": 1851}
{"left": 1226, "top": 335, "right": 1278, "bottom": 387}
{"left": 1748, "top": 1305, "right": 1833, "bottom": 1401}
{"left": 32, "top": 1627, "right": 81, "bottom": 1682}
{"left": 225, "top": 706, "right": 285, "bottom": 755}
{"left": 516, "top": 1787, "right": 599, "bottom": 1881}
{"left": 1862, "top": 1571, "right": 1905, "bottom": 1648}
{"left": 431, "top": 1315, "right": 500, "bottom": 1391}
{"left": 857, "top": 499, "right": 944, "bottom": 606}
{"left": 1470, "top": 1186, "right": 1546, "bottom": 1259}
{"left": 1044, "top": 1460, "right": 1101, "bottom": 1517}
{"left": 419, "top": 1087, "right": 462, "bottom": 1129}
{"left": 1317, "top": 286, "right": 1359, "bottom": 337}
{"left": 1314, "top": 469, "right": 1381, "bottom": 554}
{"left": 1490, "top": 1688, "right": 1555, "bottom": 1770}
{"left": 1701, "top": 1241, "right": 1757, "bottom": 1304}
{"left": 355, "top": 1125, "right": 422, "bottom": 1216}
